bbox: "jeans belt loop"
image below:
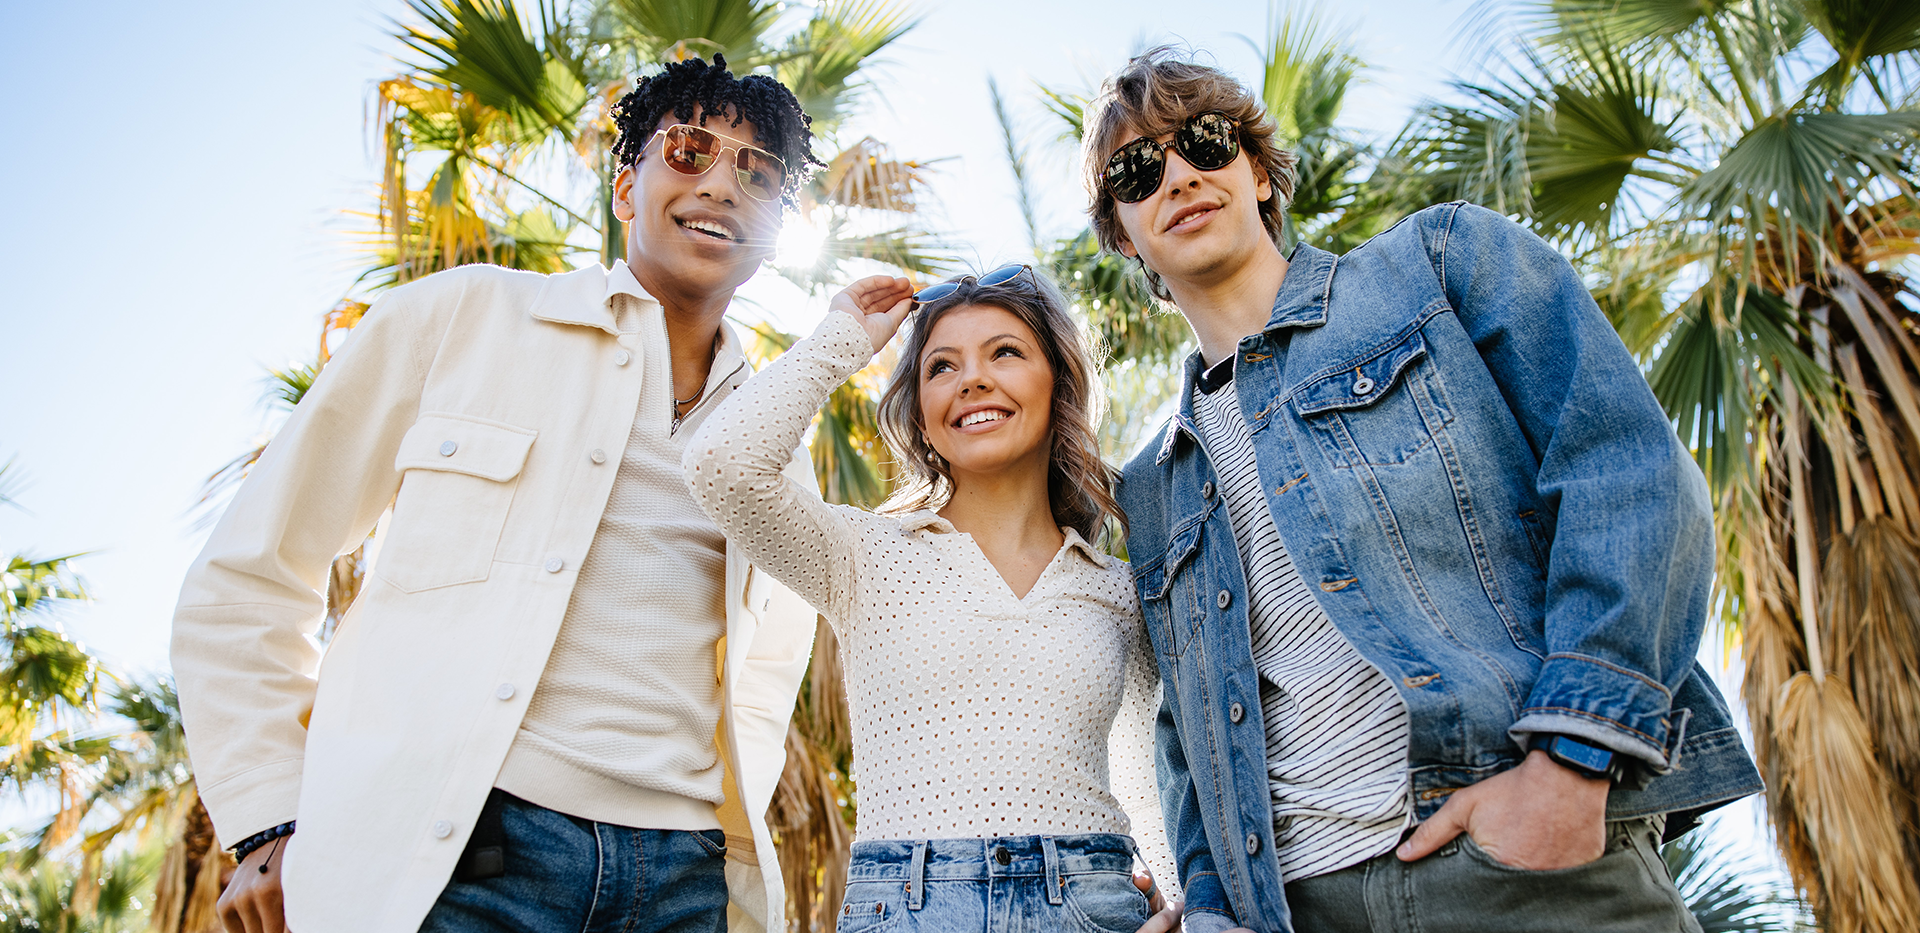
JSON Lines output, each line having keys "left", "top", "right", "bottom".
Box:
{"left": 1041, "top": 836, "right": 1064, "bottom": 906}
{"left": 907, "top": 840, "right": 928, "bottom": 910}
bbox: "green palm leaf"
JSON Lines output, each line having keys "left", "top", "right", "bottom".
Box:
{"left": 1647, "top": 279, "right": 1829, "bottom": 490}
{"left": 604, "top": 0, "right": 784, "bottom": 68}
{"left": 399, "top": 0, "right": 588, "bottom": 143}
{"left": 1682, "top": 110, "right": 1920, "bottom": 276}
{"left": 1800, "top": 0, "right": 1920, "bottom": 101}
{"left": 776, "top": 0, "right": 921, "bottom": 134}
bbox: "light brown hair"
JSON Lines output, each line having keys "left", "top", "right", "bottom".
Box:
{"left": 1081, "top": 46, "right": 1299, "bottom": 300}
{"left": 875, "top": 269, "right": 1124, "bottom": 543}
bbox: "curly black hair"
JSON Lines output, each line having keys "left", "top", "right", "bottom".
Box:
{"left": 609, "top": 54, "right": 822, "bottom": 208}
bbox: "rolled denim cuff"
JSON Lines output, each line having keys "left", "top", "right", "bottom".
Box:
{"left": 1182, "top": 907, "right": 1240, "bottom": 933}
{"left": 1178, "top": 870, "right": 1234, "bottom": 927}
{"left": 1516, "top": 653, "right": 1673, "bottom": 770}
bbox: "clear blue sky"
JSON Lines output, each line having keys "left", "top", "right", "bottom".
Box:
{"left": 0, "top": 0, "right": 1787, "bottom": 880}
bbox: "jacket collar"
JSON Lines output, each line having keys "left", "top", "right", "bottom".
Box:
{"left": 527, "top": 261, "right": 646, "bottom": 335}
{"left": 1154, "top": 244, "right": 1336, "bottom": 466}
{"left": 1264, "top": 243, "right": 1336, "bottom": 332}
{"left": 896, "top": 511, "right": 1112, "bottom": 569}
{"left": 528, "top": 260, "right": 749, "bottom": 381}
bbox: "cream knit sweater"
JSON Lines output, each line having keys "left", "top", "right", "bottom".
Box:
{"left": 495, "top": 285, "right": 749, "bottom": 830}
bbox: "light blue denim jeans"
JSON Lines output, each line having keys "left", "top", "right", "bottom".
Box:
{"left": 417, "top": 791, "right": 727, "bottom": 933}
{"left": 835, "top": 834, "right": 1151, "bottom": 933}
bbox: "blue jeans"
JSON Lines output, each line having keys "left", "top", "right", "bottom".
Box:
{"left": 835, "top": 834, "right": 1151, "bottom": 933}
{"left": 418, "top": 791, "right": 727, "bottom": 933}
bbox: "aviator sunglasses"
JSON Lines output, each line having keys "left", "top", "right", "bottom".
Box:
{"left": 645, "top": 123, "right": 788, "bottom": 202}
{"left": 912, "top": 263, "right": 1034, "bottom": 305}
{"left": 1102, "top": 111, "right": 1242, "bottom": 204}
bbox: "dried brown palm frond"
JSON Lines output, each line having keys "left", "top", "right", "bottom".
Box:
{"left": 769, "top": 632, "right": 853, "bottom": 931}
{"left": 813, "top": 137, "right": 936, "bottom": 214}
{"left": 1823, "top": 516, "right": 1920, "bottom": 880}
{"left": 1774, "top": 672, "right": 1920, "bottom": 933}
{"left": 148, "top": 791, "right": 230, "bottom": 933}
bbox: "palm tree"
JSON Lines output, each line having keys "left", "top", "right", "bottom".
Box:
{"left": 1664, "top": 829, "right": 1811, "bottom": 932}
{"left": 1, "top": 459, "right": 102, "bottom": 855}
{"left": 1389, "top": 2, "right": 1920, "bottom": 929}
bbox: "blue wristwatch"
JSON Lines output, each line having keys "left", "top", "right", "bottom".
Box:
{"left": 1527, "top": 733, "right": 1621, "bottom": 782}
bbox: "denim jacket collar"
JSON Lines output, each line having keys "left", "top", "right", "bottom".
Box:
{"left": 1264, "top": 243, "right": 1337, "bottom": 333}
{"left": 1156, "top": 245, "right": 1337, "bottom": 466}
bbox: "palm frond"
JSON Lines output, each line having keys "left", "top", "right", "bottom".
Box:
{"left": 990, "top": 77, "right": 1043, "bottom": 256}
{"left": 776, "top": 0, "right": 921, "bottom": 134}
{"left": 605, "top": 0, "right": 785, "bottom": 69}
{"left": 1034, "top": 80, "right": 1088, "bottom": 144}
{"left": 1683, "top": 111, "right": 1920, "bottom": 281}
{"left": 398, "top": 0, "right": 588, "bottom": 143}
{"left": 1799, "top": 0, "right": 1920, "bottom": 103}
{"left": 1662, "top": 827, "right": 1809, "bottom": 931}
{"left": 1047, "top": 230, "right": 1190, "bottom": 365}
{"left": 1647, "top": 279, "right": 1828, "bottom": 491}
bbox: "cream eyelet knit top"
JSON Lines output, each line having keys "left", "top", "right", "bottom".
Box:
{"left": 684, "top": 311, "right": 1169, "bottom": 866}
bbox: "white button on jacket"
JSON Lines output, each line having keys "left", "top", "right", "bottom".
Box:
{"left": 171, "top": 261, "right": 818, "bottom": 933}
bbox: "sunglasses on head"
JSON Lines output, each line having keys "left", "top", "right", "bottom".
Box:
{"left": 645, "top": 123, "right": 788, "bottom": 203}
{"left": 912, "top": 263, "right": 1034, "bottom": 305}
{"left": 1102, "top": 111, "right": 1242, "bottom": 204}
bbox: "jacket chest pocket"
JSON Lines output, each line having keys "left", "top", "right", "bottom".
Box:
{"left": 378, "top": 413, "right": 537, "bottom": 593}
{"left": 1296, "top": 330, "right": 1451, "bottom": 470}
{"left": 1136, "top": 515, "right": 1207, "bottom": 658}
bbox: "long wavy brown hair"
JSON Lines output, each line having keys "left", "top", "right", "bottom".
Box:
{"left": 875, "top": 268, "right": 1125, "bottom": 543}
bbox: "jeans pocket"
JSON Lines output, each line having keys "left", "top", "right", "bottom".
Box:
{"left": 1457, "top": 832, "right": 1615, "bottom": 874}
{"left": 835, "top": 899, "right": 901, "bottom": 933}
{"left": 690, "top": 829, "right": 727, "bottom": 858}
{"left": 1061, "top": 871, "right": 1152, "bottom": 933}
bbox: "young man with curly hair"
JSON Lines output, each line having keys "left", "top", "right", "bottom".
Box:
{"left": 173, "top": 56, "right": 823, "bottom": 933}
{"left": 1086, "top": 48, "right": 1762, "bottom": 932}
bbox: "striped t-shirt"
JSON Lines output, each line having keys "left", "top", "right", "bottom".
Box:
{"left": 1191, "top": 362, "right": 1412, "bottom": 881}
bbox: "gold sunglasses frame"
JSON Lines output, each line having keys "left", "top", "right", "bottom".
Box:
{"left": 644, "top": 123, "right": 789, "bottom": 203}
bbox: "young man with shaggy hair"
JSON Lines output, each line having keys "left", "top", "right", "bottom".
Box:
{"left": 1086, "top": 48, "right": 1761, "bottom": 933}
{"left": 173, "top": 56, "right": 821, "bottom": 933}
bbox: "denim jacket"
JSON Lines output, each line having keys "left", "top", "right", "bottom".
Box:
{"left": 1117, "top": 203, "right": 1762, "bottom": 931}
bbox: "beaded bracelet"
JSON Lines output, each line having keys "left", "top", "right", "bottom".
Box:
{"left": 231, "top": 821, "right": 296, "bottom": 862}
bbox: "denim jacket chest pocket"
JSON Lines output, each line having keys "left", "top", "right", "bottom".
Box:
{"left": 1293, "top": 329, "right": 1454, "bottom": 470}
{"left": 1135, "top": 507, "right": 1210, "bottom": 658}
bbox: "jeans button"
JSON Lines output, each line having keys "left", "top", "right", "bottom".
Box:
{"left": 1246, "top": 833, "right": 1260, "bottom": 856}
{"left": 1217, "top": 589, "right": 1232, "bottom": 609}
{"left": 994, "top": 846, "right": 1011, "bottom": 865}
{"left": 1202, "top": 481, "right": 1215, "bottom": 499}
{"left": 1229, "top": 702, "right": 1244, "bottom": 723}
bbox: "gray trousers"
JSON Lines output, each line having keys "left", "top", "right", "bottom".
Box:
{"left": 1282, "top": 818, "right": 1701, "bottom": 933}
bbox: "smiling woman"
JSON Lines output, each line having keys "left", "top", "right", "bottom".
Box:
{"left": 683, "top": 271, "right": 1180, "bottom": 931}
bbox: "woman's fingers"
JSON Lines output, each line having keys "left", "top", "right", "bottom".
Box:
{"left": 1132, "top": 901, "right": 1183, "bottom": 933}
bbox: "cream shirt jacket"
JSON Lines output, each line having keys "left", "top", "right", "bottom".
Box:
{"left": 171, "top": 261, "right": 818, "bottom": 932}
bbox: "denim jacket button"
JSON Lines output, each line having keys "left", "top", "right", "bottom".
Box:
{"left": 1217, "top": 589, "right": 1232, "bottom": 609}
{"left": 1229, "top": 702, "right": 1244, "bottom": 723}
{"left": 1246, "top": 833, "right": 1260, "bottom": 855}
{"left": 1202, "top": 481, "right": 1215, "bottom": 499}
{"left": 1352, "top": 375, "right": 1376, "bottom": 395}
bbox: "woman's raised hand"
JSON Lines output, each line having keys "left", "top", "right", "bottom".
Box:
{"left": 831, "top": 275, "right": 916, "bottom": 354}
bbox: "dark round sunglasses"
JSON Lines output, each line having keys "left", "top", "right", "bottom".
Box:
{"left": 1102, "top": 111, "right": 1242, "bottom": 204}
{"left": 912, "top": 263, "right": 1034, "bottom": 305}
